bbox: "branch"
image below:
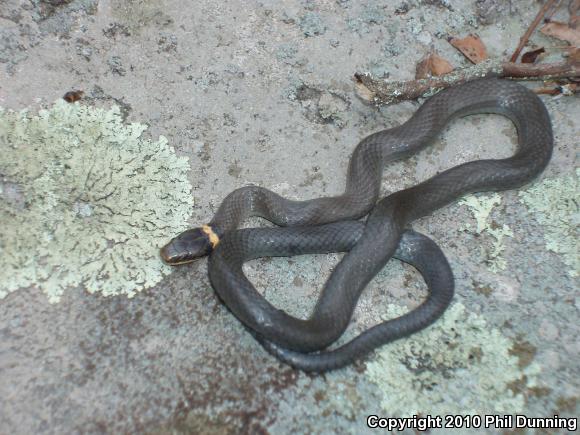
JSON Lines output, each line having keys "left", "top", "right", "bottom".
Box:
{"left": 502, "top": 60, "right": 580, "bottom": 77}
{"left": 509, "top": 0, "right": 561, "bottom": 62}
{"left": 354, "top": 59, "right": 580, "bottom": 106}
{"left": 534, "top": 83, "right": 578, "bottom": 94}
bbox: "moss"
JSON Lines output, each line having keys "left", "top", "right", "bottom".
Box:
{"left": 460, "top": 193, "right": 513, "bottom": 272}
{"left": 519, "top": 169, "right": 579, "bottom": 278}
{"left": 365, "top": 303, "right": 540, "bottom": 416}
{"left": 0, "top": 101, "right": 193, "bottom": 303}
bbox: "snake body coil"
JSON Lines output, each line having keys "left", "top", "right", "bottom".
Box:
{"left": 161, "top": 79, "right": 553, "bottom": 372}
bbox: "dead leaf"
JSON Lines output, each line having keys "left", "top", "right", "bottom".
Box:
{"left": 521, "top": 47, "right": 545, "bottom": 63}
{"left": 63, "top": 90, "right": 84, "bottom": 103}
{"left": 540, "top": 20, "right": 580, "bottom": 46}
{"left": 568, "top": 47, "right": 580, "bottom": 62}
{"left": 353, "top": 74, "right": 376, "bottom": 102}
{"left": 415, "top": 53, "right": 454, "bottom": 79}
{"left": 448, "top": 34, "right": 488, "bottom": 64}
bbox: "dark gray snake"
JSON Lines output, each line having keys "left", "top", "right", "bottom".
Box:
{"left": 161, "top": 78, "right": 553, "bottom": 372}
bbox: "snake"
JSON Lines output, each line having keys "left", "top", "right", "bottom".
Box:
{"left": 160, "top": 78, "right": 553, "bottom": 371}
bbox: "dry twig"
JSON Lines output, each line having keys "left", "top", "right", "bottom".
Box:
{"left": 354, "top": 59, "right": 580, "bottom": 105}
{"left": 534, "top": 83, "right": 578, "bottom": 94}
{"left": 510, "top": 0, "right": 560, "bottom": 62}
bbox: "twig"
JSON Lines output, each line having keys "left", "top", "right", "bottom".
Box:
{"left": 544, "top": 0, "right": 563, "bottom": 20}
{"left": 510, "top": 0, "right": 560, "bottom": 62}
{"left": 354, "top": 59, "right": 580, "bottom": 106}
{"left": 534, "top": 83, "right": 578, "bottom": 94}
{"left": 503, "top": 60, "right": 580, "bottom": 77}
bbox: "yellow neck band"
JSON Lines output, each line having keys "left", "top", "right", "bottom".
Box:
{"left": 201, "top": 225, "right": 220, "bottom": 248}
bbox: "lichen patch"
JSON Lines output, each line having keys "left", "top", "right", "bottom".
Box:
{"left": 459, "top": 193, "right": 514, "bottom": 272}
{"left": 0, "top": 101, "right": 193, "bottom": 303}
{"left": 365, "top": 303, "right": 540, "bottom": 416}
{"left": 519, "top": 169, "right": 579, "bottom": 278}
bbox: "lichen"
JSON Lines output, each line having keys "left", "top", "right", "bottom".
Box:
{"left": 299, "top": 12, "right": 326, "bottom": 37}
{"left": 365, "top": 303, "right": 540, "bottom": 416}
{"left": 486, "top": 224, "right": 514, "bottom": 272}
{"left": 460, "top": 193, "right": 513, "bottom": 271}
{"left": 276, "top": 43, "right": 299, "bottom": 64}
{"left": 0, "top": 100, "right": 193, "bottom": 303}
{"left": 317, "top": 93, "right": 348, "bottom": 128}
{"left": 347, "top": 5, "right": 386, "bottom": 35}
{"left": 460, "top": 193, "right": 501, "bottom": 233}
{"left": 519, "top": 169, "right": 579, "bottom": 278}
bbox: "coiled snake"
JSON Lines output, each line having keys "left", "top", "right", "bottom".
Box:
{"left": 161, "top": 79, "right": 553, "bottom": 372}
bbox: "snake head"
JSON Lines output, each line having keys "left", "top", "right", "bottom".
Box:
{"left": 160, "top": 225, "right": 220, "bottom": 265}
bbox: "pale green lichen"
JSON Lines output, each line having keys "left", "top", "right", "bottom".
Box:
{"left": 519, "top": 169, "right": 579, "bottom": 278}
{"left": 486, "top": 224, "right": 514, "bottom": 273}
{"left": 459, "top": 193, "right": 502, "bottom": 234}
{"left": 366, "top": 303, "right": 540, "bottom": 416}
{"left": 460, "top": 193, "right": 513, "bottom": 271}
{"left": 0, "top": 101, "right": 193, "bottom": 303}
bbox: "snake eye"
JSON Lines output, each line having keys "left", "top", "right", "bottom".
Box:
{"left": 160, "top": 227, "right": 214, "bottom": 265}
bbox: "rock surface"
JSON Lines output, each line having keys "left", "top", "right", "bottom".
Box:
{"left": 0, "top": 0, "right": 578, "bottom": 433}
